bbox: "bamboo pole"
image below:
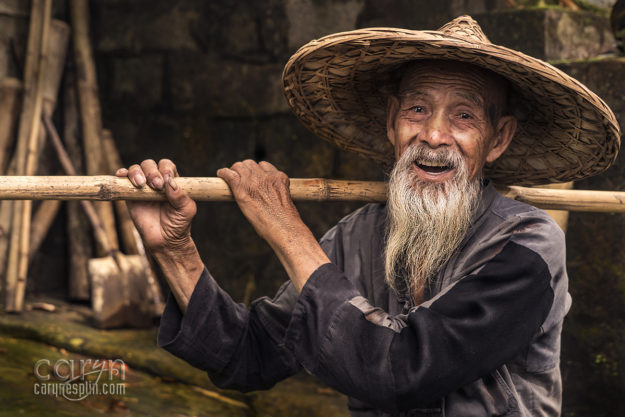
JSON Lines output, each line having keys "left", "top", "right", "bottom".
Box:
{"left": 0, "top": 78, "right": 22, "bottom": 296}
{"left": 0, "top": 176, "right": 387, "bottom": 202}
{"left": 0, "top": 78, "right": 22, "bottom": 173}
{"left": 39, "top": 20, "right": 70, "bottom": 149}
{"left": 0, "top": 177, "right": 623, "bottom": 213}
{"left": 101, "top": 130, "right": 137, "bottom": 254}
{"left": 70, "top": 0, "right": 119, "bottom": 256}
{"left": 497, "top": 186, "right": 625, "bottom": 212}
{"left": 27, "top": 19, "right": 71, "bottom": 266}
{"left": 5, "top": 0, "right": 51, "bottom": 312}
{"left": 41, "top": 114, "right": 118, "bottom": 253}
{"left": 63, "top": 66, "right": 91, "bottom": 300}
{"left": 0, "top": 197, "right": 13, "bottom": 289}
{"left": 13, "top": 0, "right": 53, "bottom": 312}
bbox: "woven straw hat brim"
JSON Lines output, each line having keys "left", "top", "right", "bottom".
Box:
{"left": 282, "top": 23, "right": 621, "bottom": 186}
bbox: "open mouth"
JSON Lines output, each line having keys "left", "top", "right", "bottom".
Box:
{"left": 414, "top": 160, "right": 453, "bottom": 175}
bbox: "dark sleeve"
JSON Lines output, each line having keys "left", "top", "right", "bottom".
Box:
{"left": 284, "top": 240, "right": 555, "bottom": 412}
{"left": 158, "top": 267, "right": 300, "bottom": 391}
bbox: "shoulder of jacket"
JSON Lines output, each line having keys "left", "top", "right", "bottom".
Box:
{"left": 319, "top": 203, "right": 386, "bottom": 244}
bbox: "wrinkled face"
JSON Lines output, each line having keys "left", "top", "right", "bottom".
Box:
{"left": 386, "top": 60, "right": 517, "bottom": 184}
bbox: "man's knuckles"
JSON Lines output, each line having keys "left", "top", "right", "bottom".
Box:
{"left": 128, "top": 164, "right": 146, "bottom": 187}
{"left": 158, "top": 158, "right": 176, "bottom": 169}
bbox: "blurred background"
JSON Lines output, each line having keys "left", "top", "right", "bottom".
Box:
{"left": 0, "top": 0, "right": 624, "bottom": 415}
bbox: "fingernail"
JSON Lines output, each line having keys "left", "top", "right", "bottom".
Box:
{"left": 135, "top": 175, "right": 146, "bottom": 187}
{"left": 168, "top": 177, "right": 178, "bottom": 190}
{"left": 163, "top": 173, "right": 170, "bottom": 184}
{"left": 153, "top": 177, "right": 164, "bottom": 189}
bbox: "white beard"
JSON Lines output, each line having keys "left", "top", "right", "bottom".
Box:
{"left": 384, "top": 144, "right": 482, "bottom": 301}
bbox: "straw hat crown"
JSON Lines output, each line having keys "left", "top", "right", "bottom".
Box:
{"left": 282, "top": 16, "right": 621, "bottom": 186}
{"left": 438, "top": 15, "right": 491, "bottom": 43}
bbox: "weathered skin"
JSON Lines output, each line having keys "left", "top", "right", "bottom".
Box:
{"left": 116, "top": 60, "right": 517, "bottom": 314}
{"left": 387, "top": 60, "right": 516, "bottom": 183}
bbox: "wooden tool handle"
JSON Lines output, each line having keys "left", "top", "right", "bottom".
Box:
{"left": 0, "top": 176, "right": 387, "bottom": 202}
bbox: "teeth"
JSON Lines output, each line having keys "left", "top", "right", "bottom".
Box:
{"left": 416, "top": 159, "right": 448, "bottom": 168}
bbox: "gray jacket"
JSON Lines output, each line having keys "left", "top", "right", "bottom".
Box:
{"left": 158, "top": 182, "right": 570, "bottom": 417}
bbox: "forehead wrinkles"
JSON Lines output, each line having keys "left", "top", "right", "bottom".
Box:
{"left": 397, "top": 62, "right": 500, "bottom": 107}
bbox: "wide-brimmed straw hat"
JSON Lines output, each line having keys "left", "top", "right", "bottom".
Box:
{"left": 282, "top": 15, "right": 621, "bottom": 186}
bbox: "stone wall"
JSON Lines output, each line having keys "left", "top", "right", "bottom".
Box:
{"left": 554, "top": 57, "right": 625, "bottom": 416}
{"left": 90, "top": 0, "right": 390, "bottom": 301}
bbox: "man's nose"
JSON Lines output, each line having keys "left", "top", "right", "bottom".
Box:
{"left": 420, "top": 112, "right": 454, "bottom": 148}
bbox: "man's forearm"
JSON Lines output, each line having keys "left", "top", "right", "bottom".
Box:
{"left": 152, "top": 238, "right": 204, "bottom": 313}
{"left": 266, "top": 221, "right": 331, "bottom": 293}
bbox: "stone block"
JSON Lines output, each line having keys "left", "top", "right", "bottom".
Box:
{"left": 93, "top": 0, "right": 201, "bottom": 53}
{"left": 357, "top": 0, "right": 511, "bottom": 30}
{"left": 104, "top": 54, "right": 164, "bottom": 109}
{"left": 286, "top": 0, "right": 365, "bottom": 52}
{"left": 167, "top": 52, "right": 289, "bottom": 116}
{"left": 474, "top": 9, "right": 616, "bottom": 61}
{"left": 190, "top": 0, "right": 289, "bottom": 63}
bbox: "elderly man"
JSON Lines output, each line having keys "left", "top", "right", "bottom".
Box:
{"left": 117, "top": 16, "right": 619, "bottom": 417}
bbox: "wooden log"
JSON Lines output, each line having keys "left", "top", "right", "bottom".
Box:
{"left": 0, "top": 78, "right": 22, "bottom": 173}
{"left": 63, "top": 66, "right": 91, "bottom": 300}
{"left": 70, "top": 0, "right": 119, "bottom": 256}
{"left": 5, "top": 0, "right": 51, "bottom": 312}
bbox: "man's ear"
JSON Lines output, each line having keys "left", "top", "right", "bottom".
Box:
{"left": 485, "top": 115, "right": 517, "bottom": 163}
{"left": 386, "top": 95, "right": 400, "bottom": 146}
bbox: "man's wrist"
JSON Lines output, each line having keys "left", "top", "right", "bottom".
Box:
{"left": 151, "top": 236, "right": 204, "bottom": 313}
{"left": 150, "top": 234, "right": 195, "bottom": 256}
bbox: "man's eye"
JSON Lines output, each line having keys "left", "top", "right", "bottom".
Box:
{"left": 459, "top": 112, "right": 472, "bottom": 119}
{"left": 411, "top": 106, "right": 424, "bottom": 113}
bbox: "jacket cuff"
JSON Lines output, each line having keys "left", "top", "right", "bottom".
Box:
{"left": 157, "top": 267, "right": 247, "bottom": 372}
{"left": 285, "top": 262, "right": 360, "bottom": 373}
